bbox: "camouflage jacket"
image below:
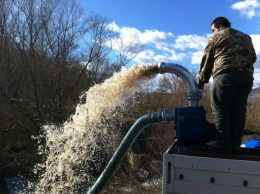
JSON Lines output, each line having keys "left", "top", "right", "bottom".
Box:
{"left": 199, "top": 27, "right": 257, "bottom": 83}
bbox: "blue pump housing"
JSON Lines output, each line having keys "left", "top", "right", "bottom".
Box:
{"left": 175, "top": 106, "right": 214, "bottom": 146}
{"left": 243, "top": 139, "right": 260, "bottom": 148}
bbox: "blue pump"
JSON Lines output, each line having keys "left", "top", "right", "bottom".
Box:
{"left": 175, "top": 106, "right": 216, "bottom": 146}
{"left": 243, "top": 138, "right": 260, "bottom": 148}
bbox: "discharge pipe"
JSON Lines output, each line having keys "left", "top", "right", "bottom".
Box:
{"left": 158, "top": 62, "right": 201, "bottom": 106}
{"left": 87, "top": 110, "right": 175, "bottom": 194}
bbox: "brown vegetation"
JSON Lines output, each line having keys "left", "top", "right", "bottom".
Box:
{"left": 246, "top": 95, "right": 260, "bottom": 133}
{"left": 0, "top": 0, "right": 142, "bottom": 179}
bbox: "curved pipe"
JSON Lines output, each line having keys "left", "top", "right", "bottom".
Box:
{"left": 158, "top": 62, "right": 201, "bottom": 106}
{"left": 158, "top": 62, "right": 197, "bottom": 91}
{"left": 87, "top": 110, "right": 175, "bottom": 194}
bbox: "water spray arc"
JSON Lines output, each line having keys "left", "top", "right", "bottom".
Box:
{"left": 87, "top": 63, "right": 203, "bottom": 194}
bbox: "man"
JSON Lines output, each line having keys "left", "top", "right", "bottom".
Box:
{"left": 198, "top": 17, "right": 257, "bottom": 154}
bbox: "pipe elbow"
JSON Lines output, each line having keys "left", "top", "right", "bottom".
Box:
{"left": 157, "top": 62, "right": 202, "bottom": 106}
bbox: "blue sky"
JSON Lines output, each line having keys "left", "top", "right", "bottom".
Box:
{"left": 80, "top": 0, "right": 260, "bottom": 86}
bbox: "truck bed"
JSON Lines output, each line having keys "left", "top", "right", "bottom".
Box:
{"left": 163, "top": 144, "right": 260, "bottom": 194}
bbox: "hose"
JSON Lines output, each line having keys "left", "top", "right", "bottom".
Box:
{"left": 87, "top": 110, "right": 175, "bottom": 194}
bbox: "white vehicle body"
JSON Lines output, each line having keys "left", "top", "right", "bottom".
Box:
{"left": 163, "top": 144, "right": 260, "bottom": 194}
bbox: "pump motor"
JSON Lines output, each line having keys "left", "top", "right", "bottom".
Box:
{"left": 175, "top": 106, "right": 216, "bottom": 146}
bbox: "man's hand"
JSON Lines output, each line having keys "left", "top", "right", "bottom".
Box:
{"left": 197, "top": 80, "right": 204, "bottom": 90}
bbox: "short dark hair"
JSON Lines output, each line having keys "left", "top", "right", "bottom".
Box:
{"left": 211, "top": 17, "right": 231, "bottom": 28}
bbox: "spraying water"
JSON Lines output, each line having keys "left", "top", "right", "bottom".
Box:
{"left": 28, "top": 64, "right": 158, "bottom": 193}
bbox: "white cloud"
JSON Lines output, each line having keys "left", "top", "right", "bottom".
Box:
{"left": 141, "top": 29, "right": 174, "bottom": 45}
{"left": 231, "top": 0, "right": 260, "bottom": 18}
{"left": 107, "top": 22, "right": 187, "bottom": 64}
{"left": 133, "top": 49, "right": 186, "bottom": 64}
{"left": 133, "top": 49, "right": 155, "bottom": 63}
{"left": 191, "top": 51, "right": 204, "bottom": 64}
{"left": 172, "top": 35, "right": 208, "bottom": 66}
{"left": 107, "top": 22, "right": 173, "bottom": 46}
{"left": 174, "top": 35, "right": 208, "bottom": 50}
{"left": 106, "top": 22, "right": 121, "bottom": 32}
{"left": 251, "top": 34, "right": 260, "bottom": 69}
{"left": 251, "top": 34, "right": 260, "bottom": 53}
{"left": 253, "top": 69, "right": 260, "bottom": 88}
{"left": 107, "top": 22, "right": 210, "bottom": 65}
{"left": 168, "top": 50, "right": 187, "bottom": 62}
{"left": 153, "top": 54, "right": 171, "bottom": 63}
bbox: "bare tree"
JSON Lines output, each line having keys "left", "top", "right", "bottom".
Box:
{"left": 0, "top": 0, "right": 148, "bottom": 181}
{"left": 113, "top": 37, "right": 145, "bottom": 66}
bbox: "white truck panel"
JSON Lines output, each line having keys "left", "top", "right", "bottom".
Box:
{"left": 163, "top": 145, "right": 260, "bottom": 194}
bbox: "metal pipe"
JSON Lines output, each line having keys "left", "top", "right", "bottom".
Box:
{"left": 158, "top": 62, "right": 201, "bottom": 106}
{"left": 87, "top": 110, "right": 175, "bottom": 194}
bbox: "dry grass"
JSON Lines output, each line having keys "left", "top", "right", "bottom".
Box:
{"left": 246, "top": 95, "right": 260, "bottom": 132}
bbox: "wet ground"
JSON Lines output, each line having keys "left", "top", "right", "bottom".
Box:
{"left": 1, "top": 177, "right": 26, "bottom": 194}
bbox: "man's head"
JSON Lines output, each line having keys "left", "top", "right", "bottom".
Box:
{"left": 211, "top": 17, "right": 231, "bottom": 34}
